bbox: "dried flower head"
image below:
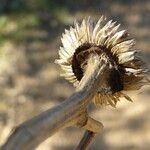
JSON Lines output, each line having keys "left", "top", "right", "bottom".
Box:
{"left": 55, "top": 16, "right": 149, "bottom": 107}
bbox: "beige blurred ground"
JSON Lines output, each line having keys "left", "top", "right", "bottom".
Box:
{"left": 0, "top": 0, "right": 150, "bottom": 150}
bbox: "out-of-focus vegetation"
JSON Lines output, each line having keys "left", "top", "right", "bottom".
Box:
{"left": 0, "top": 0, "right": 150, "bottom": 150}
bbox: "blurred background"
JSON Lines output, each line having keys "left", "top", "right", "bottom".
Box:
{"left": 0, "top": 0, "right": 149, "bottom": 150}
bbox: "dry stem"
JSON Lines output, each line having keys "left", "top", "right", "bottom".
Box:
{"left": 1, "top": 55, "right": 108, "bottom": 150}
{"left": 76, "top": 130, "right": 96, "bottom": 150}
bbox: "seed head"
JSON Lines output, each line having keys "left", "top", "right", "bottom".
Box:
{"left": 55, "top": 16, "right": 149, "bottom": 107}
